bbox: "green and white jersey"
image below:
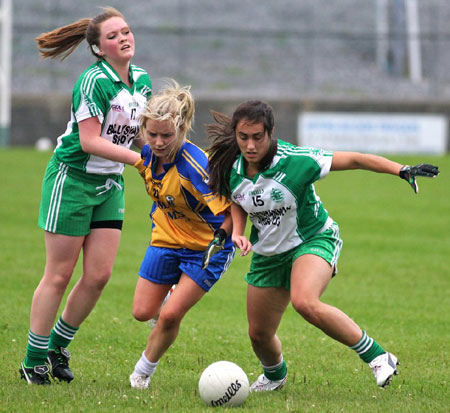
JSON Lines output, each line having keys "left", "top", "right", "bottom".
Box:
{"left": 230, "top": 139, "right": 334, "bottom": 256}
{"left": 54, "top": 59, "right": 152, "bottom": 175}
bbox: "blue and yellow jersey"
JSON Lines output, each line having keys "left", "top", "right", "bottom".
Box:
{"left": 136, "top": 141, "right": 232, "bottom": 250}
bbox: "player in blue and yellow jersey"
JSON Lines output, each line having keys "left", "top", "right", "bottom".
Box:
{"left": 138, "top": 140, "right": 231, "bottom": 252}
{"left": 20, "top": 8, "right": 151, "bottom": 385}
{"left": 206, "top": 100, "right": 439, "bottom": 391}
{"left": 129, "top": 80, "right": 235, "bottom": 390}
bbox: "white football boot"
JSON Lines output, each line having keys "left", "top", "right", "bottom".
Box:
{"left": 249, "top": 373, "right": 287, "bottom": 392}
{"left": 369, "top": 352, "right": 399, "bottom": 388}
{"left": 129, "top": 371, "right": 150, "bottom": 390}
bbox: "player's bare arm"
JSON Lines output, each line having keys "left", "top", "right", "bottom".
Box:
{"left": 79, "top": 117, "right": 140, "bottom": 165}
{"left": 331, "top": 151, "right": 439, "bottom": 193}
{"left": 330, "top": 151, "right": 403, "bottom": 175}
{"left": 231, "top": 203, "right": 252, "bottom": 255}
{"left": 220, "top": 207, "right": 233, "bottom": 235}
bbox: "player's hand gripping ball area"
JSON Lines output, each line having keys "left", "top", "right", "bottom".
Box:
{"left": 198, "top": 361, "right": 250, "bottom": 407}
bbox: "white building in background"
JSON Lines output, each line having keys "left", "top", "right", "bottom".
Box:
{"left": 0, "top": 0, "right": 12, "bottom": 146}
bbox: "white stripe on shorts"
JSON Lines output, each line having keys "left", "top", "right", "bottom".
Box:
{"left": 330, "top": 222, "right": 343, "bottom": 266}
{"left": 218, "top": 246, "right": 236, "bottom": 278}
{"left": 45, "top": 162, "right": 68, "bottom": 233}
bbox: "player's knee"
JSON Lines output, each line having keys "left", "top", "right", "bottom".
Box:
{"left": 41, "top": 271, "right": 73, "bottom": 295}
{"left": 132, "top": 304, "right": 157, "bottom": 322}
{"left": 157, "top": 309, "right": 182, "bottom": 331}
{"left": 248, "top": 326, "right": 272, "bottom": 347}
{"left": 132, "top": 309, "right": 151, "bottom": 322}
{"left": 292, "top": 297, "right": 321, "bottom": 324}
{"left": 83, "top": 269, "right": 112, "bottom": 292}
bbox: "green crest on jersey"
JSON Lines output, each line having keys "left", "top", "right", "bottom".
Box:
{"left": 270, "top": 188, "right": 284, "bottom": 203}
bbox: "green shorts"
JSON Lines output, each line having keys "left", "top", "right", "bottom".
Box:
{"left": 244, "top": 221, "right": 343, "bottom": 290}
{"left": 38, "top": 156, "right": 125, "bottom": 236}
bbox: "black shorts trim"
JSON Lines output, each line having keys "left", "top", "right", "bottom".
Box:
{"left": 90, "top": 220, "right": 123, "bottom": 230}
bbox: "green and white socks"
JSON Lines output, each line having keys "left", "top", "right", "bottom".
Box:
{"left": 349, "top": 330, "right": 386, "bottom": 363}
{"left": 24, "top": 316, "right": 78, "bottom": 368}
{"left": 262, "top": 356, "right": 287, "bottom": 381}
{"left": 25, "top": 330, "right": 50, "bottom": 368}
{"left": 49, "top": 316, "right": 79, "bottom": 351}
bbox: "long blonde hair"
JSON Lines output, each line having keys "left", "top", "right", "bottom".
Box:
{"left": 35, "top": 7, "right": 125, "bottom": 60}
{"left": 140, "top": 79, "right": 195, "bottom": 158}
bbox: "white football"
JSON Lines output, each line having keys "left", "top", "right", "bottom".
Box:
{"left": 198, "top": 361, "right": 249, "bottom": 407}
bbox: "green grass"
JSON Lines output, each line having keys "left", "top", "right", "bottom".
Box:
{"left": 0, "top": 148, "right": 448, "bottom": 412}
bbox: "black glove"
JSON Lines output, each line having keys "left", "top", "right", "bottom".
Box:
{"left": 399, "top": 164, "right": 439, "bottom": 194}
{"left": 201, "top": 228, "right": 227, "bottom": 270}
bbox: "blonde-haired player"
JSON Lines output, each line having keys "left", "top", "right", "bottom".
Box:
{"left": 129, "top": 80, "right": 235, "bottom": 389}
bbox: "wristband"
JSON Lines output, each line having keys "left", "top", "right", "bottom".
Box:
{"left": 214, "top": 228, "right": 227, "bottom": 242}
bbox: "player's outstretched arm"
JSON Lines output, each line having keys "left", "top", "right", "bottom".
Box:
{"left": 331, "top": 152, "right": 439, "bottom": 193}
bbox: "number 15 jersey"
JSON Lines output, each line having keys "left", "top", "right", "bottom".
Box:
{"left": 229, "top": 139, "right": 334, "bottom": 256}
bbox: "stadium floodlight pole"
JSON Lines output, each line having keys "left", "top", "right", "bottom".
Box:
{"left": 0, "top": 0, "right": 12, "bottom": 147}
{"left": 405, "top": 0, "right": 422, "bottom": 83}
{"left": 375, "top": 0, "right": 389, "bottom": 72}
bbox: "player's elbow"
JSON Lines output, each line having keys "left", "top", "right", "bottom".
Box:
{"left": 79, "top": 137, "right": 92, "bottom": 153}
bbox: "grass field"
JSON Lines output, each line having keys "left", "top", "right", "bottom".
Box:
{"left": 0, "top": 148, "right": 448, "bottom": 412}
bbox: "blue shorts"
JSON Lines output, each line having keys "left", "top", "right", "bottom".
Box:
{"left": 138, "top": 245, "right": 236, "bottom": 292}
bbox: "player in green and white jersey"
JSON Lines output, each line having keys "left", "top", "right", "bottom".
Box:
{"left": 20, "top": 8, "right": 151, "bottom": 385}
{"left": 206, "top": 100, "right": 439, "bottom": 391}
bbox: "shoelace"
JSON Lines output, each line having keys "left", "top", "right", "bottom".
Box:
{"left": 251, "top": 376, "right": 269, "bottom": 389}
{"left": 132, "top": 374, "right": 149, "bottom": 387}
{"left": 96, "top": 178, "right": 123, "bottom": 196}
{"left": 136, "top": 374, "right": 149, "bottom": 383}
